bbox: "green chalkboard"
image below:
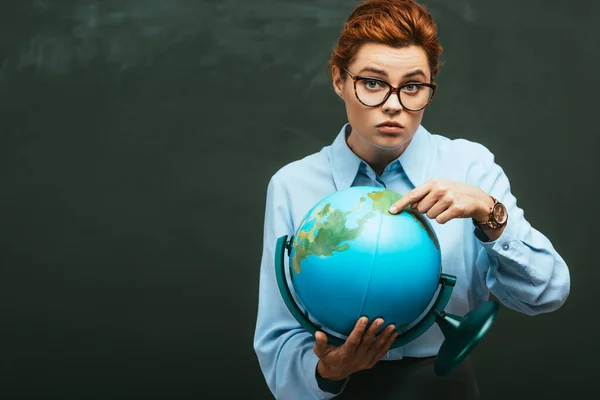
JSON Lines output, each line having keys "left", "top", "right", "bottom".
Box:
{"left": 0, "top": 0, "right": 598, "bottom": 398}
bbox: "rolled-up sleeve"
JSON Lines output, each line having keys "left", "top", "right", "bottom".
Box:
{"left": 253, "top": 174, "right": 349, "bottom": 399}
{"left": 468, "top": 145, "right": 571, "bottom": 316}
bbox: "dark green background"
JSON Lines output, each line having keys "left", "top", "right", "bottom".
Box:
{"left": 1, "top": 0, "right": 598, "bottom": 398}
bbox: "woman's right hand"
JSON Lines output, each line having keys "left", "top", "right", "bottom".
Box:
{"left": 313, "top": 317, "right": 398, "bottom": 381}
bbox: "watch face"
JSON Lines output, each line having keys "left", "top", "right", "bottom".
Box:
{"left": 493, "top": 203, "right": 508, "bottom": 224}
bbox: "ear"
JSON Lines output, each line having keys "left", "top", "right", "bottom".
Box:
{"left": 332, "top": 65, "right": 345, "bottom": 97}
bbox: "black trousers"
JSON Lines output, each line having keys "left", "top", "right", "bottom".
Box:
{"left": 334, "top": 356, "right": 480, "bottom": 399}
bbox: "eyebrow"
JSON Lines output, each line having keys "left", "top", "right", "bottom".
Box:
{"left": 357, "top": 67, "right": 426, "bottom": 80}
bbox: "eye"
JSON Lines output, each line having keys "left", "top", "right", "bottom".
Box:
{"left": 402, "top": 83, "right": 420, "bottom": 93}
{"left": 364, "top": 79, "right": 384, "bottom": 90}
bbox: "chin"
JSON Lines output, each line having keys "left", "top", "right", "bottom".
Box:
{"left": 371, "top": 134, "right": 409, "bottom": 150}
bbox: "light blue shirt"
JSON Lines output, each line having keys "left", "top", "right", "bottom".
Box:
{"left": 253, "top": 122, "right": 570, "bottom": 399}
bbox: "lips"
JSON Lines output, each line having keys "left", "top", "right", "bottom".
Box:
{"left": 376, "top": 121, "right": 404, "bottom": 128}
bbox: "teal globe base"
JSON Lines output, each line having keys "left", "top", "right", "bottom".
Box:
{"left": 275, "top": 234, "right": 499, "bottom": 376}
{"left": 433, "top": 300, "right": 499, "bottom": 376}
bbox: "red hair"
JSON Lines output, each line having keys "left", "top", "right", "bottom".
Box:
{"left": 328, "top": 0, "right": 444, "bottom": 80}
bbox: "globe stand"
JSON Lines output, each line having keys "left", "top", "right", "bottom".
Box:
{"left": 275, "top": 235, "right": 499, "bottom": 376}
{"left": 432, "top": 301, "right": 499, "bottom": 375}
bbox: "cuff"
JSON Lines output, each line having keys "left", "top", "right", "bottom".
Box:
{"left": 315, "top": 366, "right": 349, "bottom": 394}
{"left": 306, "top": 351, "right": 350, "bottom": 397}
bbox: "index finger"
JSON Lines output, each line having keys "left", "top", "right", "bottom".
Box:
{"left": 389, "top": 184, "right": 430, "bottom": 214}
{"left": 344, "top": 317, "right": 369, "bottom": 351}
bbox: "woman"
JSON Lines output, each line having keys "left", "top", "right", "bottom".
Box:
{"left": 253, "top": 0, "right": 570, "bottom": 398}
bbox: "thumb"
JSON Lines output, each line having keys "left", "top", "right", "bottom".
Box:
{"left": 313, "top": 331, "right": 330, "bottom": 358}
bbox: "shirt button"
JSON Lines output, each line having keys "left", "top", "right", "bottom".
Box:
{"left": 502, "top": 243, "right": 510, "bottom": 251}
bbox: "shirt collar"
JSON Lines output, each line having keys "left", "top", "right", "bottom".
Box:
{"left": 329, "top": 122, "right": 432, "bottom": 191}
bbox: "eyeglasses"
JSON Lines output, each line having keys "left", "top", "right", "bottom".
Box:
{"left": 343, "top": 68, "right": 437, "bottom": 111}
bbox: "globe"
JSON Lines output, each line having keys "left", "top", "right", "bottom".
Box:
{"left": 287, "top": 185, "right": 442, "bottom": 339}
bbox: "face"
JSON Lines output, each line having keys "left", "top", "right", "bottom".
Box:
{"left": 332, "top": 43, "right": 433, "bottom": 166}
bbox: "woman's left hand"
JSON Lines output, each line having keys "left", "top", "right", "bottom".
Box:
{"left": 388, "top": 178, "right": 494, "bottom": 224}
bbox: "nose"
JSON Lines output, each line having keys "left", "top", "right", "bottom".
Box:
{"left": 382, "top": 90, "right": 403, "bottom": 113}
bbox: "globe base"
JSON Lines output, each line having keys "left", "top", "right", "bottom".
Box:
{"left": 433, "top": 300, "right": 499, "bottom": 376}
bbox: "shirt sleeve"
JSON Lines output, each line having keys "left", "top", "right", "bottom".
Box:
{"left": 468, "top": 145, "right": 571, "bottom": 316}
{"left": 253, "top": 174, "right": 350, "bottom": 399}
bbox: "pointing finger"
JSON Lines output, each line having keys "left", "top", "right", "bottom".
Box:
{"left": 389, "top": 185, "right": 430, "bottom": 214}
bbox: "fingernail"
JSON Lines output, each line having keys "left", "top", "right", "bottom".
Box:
{"left": 389, "top": 206, "right": 397, "bottom": 214}
{"left": 360, "top": 317, "right": 368, "bottom": 325}
{"left": 376, "top": 319, "right": 383, "bottom": 326}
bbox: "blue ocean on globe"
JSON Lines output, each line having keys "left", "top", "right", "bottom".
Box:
{"left": 288, "top": 186, "right": 442, "bottom": 338}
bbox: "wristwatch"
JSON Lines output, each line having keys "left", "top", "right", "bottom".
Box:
{"left": 472, "top": 196, "right": 508, "bottom": 229}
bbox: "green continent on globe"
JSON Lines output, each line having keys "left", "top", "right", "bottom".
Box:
{"left": 291, "top": 189, "right": 438, "bottom": 273}
{"left": 292, "top": 199, "right": 376, "bottom": 273}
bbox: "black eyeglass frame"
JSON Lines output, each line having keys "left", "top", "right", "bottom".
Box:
{"left": 343, "top": 68, "right": 437, "bottom": 111}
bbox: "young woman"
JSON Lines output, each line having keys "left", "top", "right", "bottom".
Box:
{"left": 253, "top": 1, "right": 570, "bottom": 398}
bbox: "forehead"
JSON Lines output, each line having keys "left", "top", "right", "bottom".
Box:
{"left": 349, "top": 42, "right": 430, "bottom": 79}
